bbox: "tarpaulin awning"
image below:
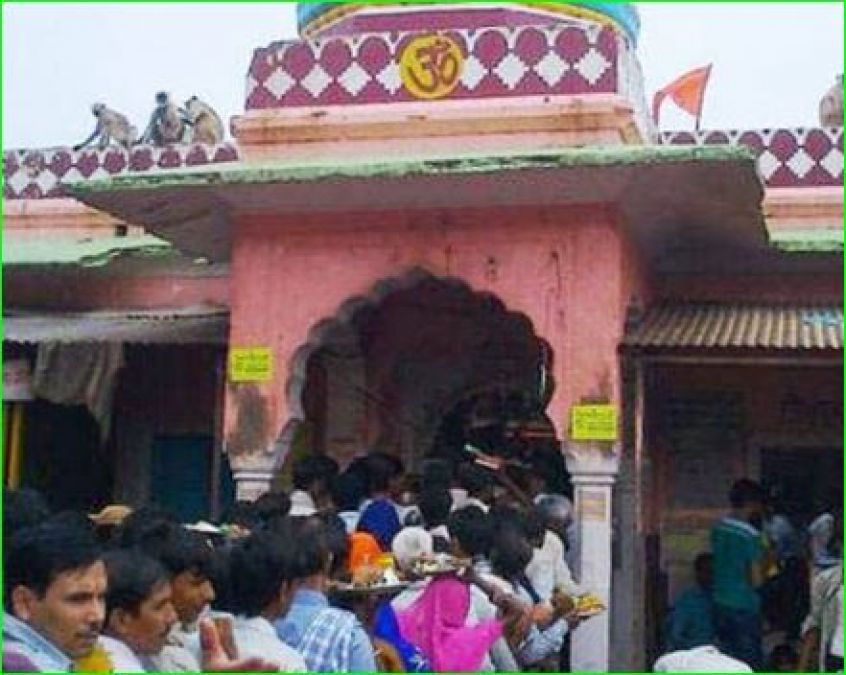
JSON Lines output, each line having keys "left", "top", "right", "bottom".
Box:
{"left": 624, "top": 304, "right": 843, "bottom": 353}
{"left": 4, "top": 306, "right": 229, "bottom": 345}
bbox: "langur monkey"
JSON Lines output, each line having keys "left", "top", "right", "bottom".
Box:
{"left": 819, "top": 74, "right": 843, "bottom": 127}
{"left": 74, "top": 103, "right": 137, "bottom": 151}
{"left": 184, "top": 96, "right": 225, "bottom": 144}
{"left": 140, "top": 91, "right": 190, "bottom": 146}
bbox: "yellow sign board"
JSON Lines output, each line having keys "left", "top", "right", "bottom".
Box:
{"left": 571, "top": 404, "right": 618, "bottom": 441}
{"left": 229, "top": 348, "right": 273, "bottom": 383}
{"left": 400, "top": 34, "right": 464, "bottom": 100}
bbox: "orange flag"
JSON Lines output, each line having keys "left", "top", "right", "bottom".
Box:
{"left": 652, "top": 64, "right": 713, "bottom": 128}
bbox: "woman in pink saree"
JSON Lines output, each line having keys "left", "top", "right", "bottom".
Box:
{"left": 395, "top": 575, "right": 503, "bottom": 672}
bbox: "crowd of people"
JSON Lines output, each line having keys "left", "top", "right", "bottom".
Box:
{"left": 3, "top": 451, "right": 588, "bottom": 673}
{"left": 3, "top": 451, "right": 842, "bottom": 673}
{"left": 662, "top": 479, "right": 844, "bottom": 673}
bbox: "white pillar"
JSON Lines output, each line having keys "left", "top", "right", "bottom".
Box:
{"left": 233, "top": 469, "right": 274, "bottom": 502}
{"left": 565, "top": 443, "right": 620, "bottom": 673}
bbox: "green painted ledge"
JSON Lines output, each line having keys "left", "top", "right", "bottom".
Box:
{"left": 68, "top": 145, "right": 757, "bottom": 195}
{"left": 769, "top": 229, "right": 844, "bottom": 253}
{"left": 2, "top": 235, "right": 173, "bottom": 267}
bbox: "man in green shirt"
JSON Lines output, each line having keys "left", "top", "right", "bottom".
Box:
{"left": 711, "top": 479, "right": 768, "bottom": 671}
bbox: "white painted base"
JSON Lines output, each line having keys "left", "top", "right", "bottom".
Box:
{"left": 233, "top": 469, "right": 274, "bottom": 502}
{"left": 565, "top": 444, "right": 620, "bottom": 673}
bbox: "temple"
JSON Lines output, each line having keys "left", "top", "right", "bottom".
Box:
{"left": 3, "top": 2, "right": 842, "bottom": 670}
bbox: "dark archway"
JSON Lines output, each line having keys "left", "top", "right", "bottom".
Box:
{"left": 281, "top": 269, "right": 559, "bottom": 473}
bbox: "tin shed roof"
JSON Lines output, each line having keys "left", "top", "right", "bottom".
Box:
{"left": 625, "top": 304, "right": 843, "bottom": 352}
{"left": 4, "top": 306, "right": 229, "bottom": 345}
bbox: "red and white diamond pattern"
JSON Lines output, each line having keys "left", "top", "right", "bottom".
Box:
{"left": 660, "top": 128, "right": 844, "bottom": 188}
{"left": 4, "top": 143, "right": 240, "bottom": 200}
{"left": 246, "top": 23, "right": 619, "bottom": 109}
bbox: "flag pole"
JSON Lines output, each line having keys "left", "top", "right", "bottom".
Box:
{"left": 695, "top": 64, "right": 713, "bottom": 133}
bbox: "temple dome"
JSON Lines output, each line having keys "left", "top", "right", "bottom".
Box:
{"left": 297, "top": 2, "right": 641, "bottom": 45}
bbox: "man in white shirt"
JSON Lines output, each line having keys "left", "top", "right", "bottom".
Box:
{"left": 832, "top": 584, "right": 844, "bottom": 659}
{"left": 809, "top": 512, "right": 836, "bottom": 565}
{"left": 535, "top": 493, "right": 579, "bottom": 572}
{"left": 799, "top": 561, "right": 844, "bottom": 672}
{"left": 653, "top": 645, "right": 753, "bottom": 672}
{"left": 524, "top": 508, "right": 581, "bottom": 600}
{"left": 227, "top": 532, "right": 308, "bottom": 671}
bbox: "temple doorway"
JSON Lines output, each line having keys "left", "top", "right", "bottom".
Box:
{"left": 290, "top": 273, "right": 565, "bottom": 480}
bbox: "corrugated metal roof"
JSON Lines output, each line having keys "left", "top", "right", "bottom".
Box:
{"left": 625, "top": 304, "right": 843, "bottom": 352}
{"left": 4, "top": 307, "right": 228, "bottom": 345}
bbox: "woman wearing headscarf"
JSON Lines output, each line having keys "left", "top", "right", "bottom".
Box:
{"left": 391, "top": 528, "right": 516, "bottom": 672}
{"left": 395, "top": 574, "right": 502, "bottom": 673}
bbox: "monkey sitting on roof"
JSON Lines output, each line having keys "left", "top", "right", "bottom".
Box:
{"left": 819, "top": 74, "right": 843, "bottom": 127}
{"left": 139, "top": 91, "right": 191, "bottom": 146}
{"left": 184, "top": 96, "right": 225, "bottom": 145}
{"left": 73, "top": 103, "right": 138, "bottom": 151}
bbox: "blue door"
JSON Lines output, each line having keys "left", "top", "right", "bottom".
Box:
{"left": 150, "top": 436, "right": 213, "bottom": 523}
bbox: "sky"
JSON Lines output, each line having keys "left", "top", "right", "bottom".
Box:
{"left": 2, "top": 2, "right": 843, "bottom": 149}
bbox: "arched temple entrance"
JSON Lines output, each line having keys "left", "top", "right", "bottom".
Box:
{"left": 280, "top": 270, "right": 564, "bottom": 477}
{"left": 223, "top": 204, "right": 631, "bottom": 499}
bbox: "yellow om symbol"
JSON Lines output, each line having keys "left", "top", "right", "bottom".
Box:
{"left": 400, "top": 34, "right": 465, "bottom": 100}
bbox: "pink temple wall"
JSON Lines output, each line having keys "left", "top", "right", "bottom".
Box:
{"left": 647, "top": 364, "right": 843, "bottom": 529}
{"left": 224, "top": 203, "right": 645, "bottom": 466}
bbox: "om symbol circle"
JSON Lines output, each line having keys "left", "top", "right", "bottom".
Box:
{"left": 400, "top": 34, "right": 465, "bottom": 101}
